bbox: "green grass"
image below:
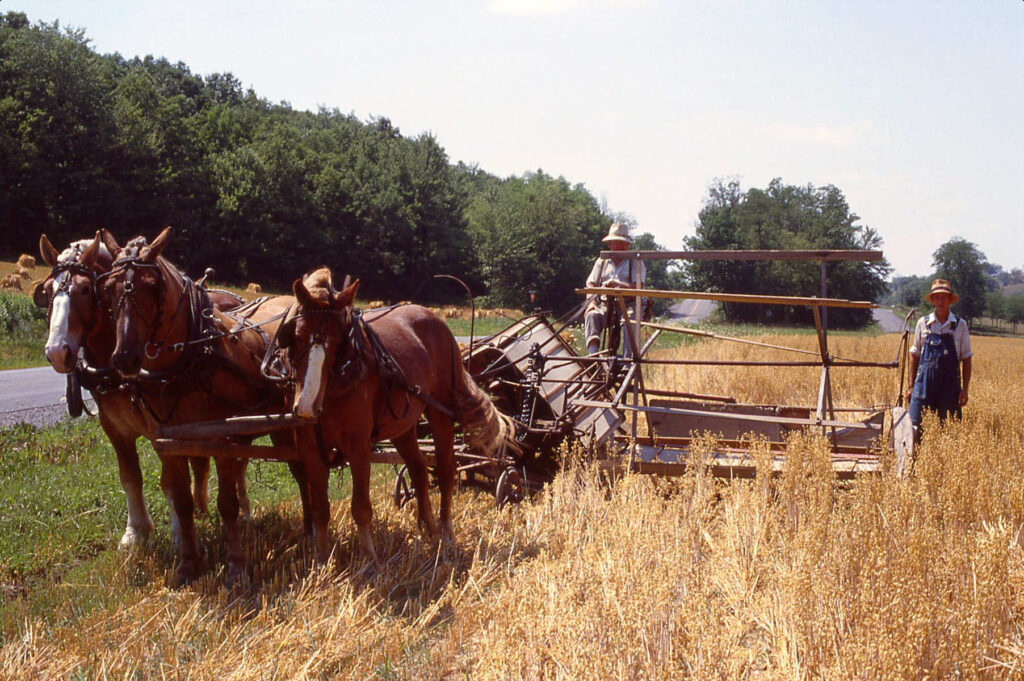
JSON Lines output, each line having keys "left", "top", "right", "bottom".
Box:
{"left": 0, "top": 289, "right": 47, "bottom": 370}
{"left": 0, "top": 418, "right": 389, "bottom": 638}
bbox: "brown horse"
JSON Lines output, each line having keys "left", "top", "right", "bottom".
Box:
{"left": 285, "top": 267, "right": 517, "bottom": 559}
{"left": 35, "top": 231, "right": 247, "bottom": 550}
{"left": 97, "top": 227, "right": 295, "bottom": 582}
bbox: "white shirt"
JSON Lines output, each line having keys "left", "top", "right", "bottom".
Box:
{"left": 585, "top": 256, "right": 646, "bottom": 311}
{"left": 909, "top": 312, "right": 972, "bottom": 360}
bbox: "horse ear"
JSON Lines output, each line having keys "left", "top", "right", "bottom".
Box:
{"left": 100, "top": 228, "right": 120, "bottom": 254}
{"left": 142, "top": 226, "right": 172, "bottom": 261}
{"left": 39, "top": 234, "right": 59, "bottom": 268}
{"left": 333, "top": 279, "right": 359, "bottom": 309}
{"left": 80, "top": 232, "right": 102, "bottom": 268}
{"left": 293, "top": 277, "right": 315, "bottom": 308}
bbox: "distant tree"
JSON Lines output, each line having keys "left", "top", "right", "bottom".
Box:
{"left": 1007, "top": 294, "right": 1024, "bottom": 333}
{"left": 985, "top": 291, "right": 1006, "bottom": 321}
{"left": 0, "top": 19, "right": 119, "bottom": 252}
{"left": 686, "top": 178, "right": 890, "bottom": 327}
{"left": 467, "top": 170, "right": 606, "bottom": 312}
{"left": 630, "top": 232, "right": 680, "bottom": 316}
{"left": 884, "top": 275, "right": 930, "bottom": 308}
{"left": 931, "top": 237, "right": 988, "bottom": 323}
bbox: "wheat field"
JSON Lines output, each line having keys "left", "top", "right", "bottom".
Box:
{"left": 3, "top": 333, "right": 1024, "bottom": 679}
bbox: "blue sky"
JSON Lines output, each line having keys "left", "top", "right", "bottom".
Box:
{"left": 20, "top": 0, "right": 1024, "bottom": 276}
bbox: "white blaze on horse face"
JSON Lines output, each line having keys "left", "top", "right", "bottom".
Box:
{"left": 295, "top": 343, "right": 327, "bottom": 419}
{"left": 44, "top": 291, "right": 76, "bottom": 372}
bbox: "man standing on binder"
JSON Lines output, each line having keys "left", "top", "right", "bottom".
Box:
{"left": 584, "top": 222, "right": 646, "bottom": 356}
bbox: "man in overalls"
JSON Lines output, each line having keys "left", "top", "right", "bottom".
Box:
{"left": 584, "top": 223, "right": 646, "bottom": 356}
{"left": 906, "top": 279, "right": 973, "bottom": 434}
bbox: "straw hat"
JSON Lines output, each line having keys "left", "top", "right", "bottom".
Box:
{"left": 924, "top": 279, "right": 959, "bottom": 305}
{"left": 602, "top": 222, "right": 632, "bottom": 244}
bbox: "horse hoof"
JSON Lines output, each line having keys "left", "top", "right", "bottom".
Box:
{"left": 225, "top": 562, "right": 247, "bottom": 588}
{"left": 118, "top": 528, "right": 150, "bottom": 552}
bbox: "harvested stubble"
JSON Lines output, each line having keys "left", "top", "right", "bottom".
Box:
{"left": 3, "top": 335, "right": 1024, "bottom": 679}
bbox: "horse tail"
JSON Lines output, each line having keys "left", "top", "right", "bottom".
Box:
{"left": 452, "top": 358, "right": 519, "bottom": 461}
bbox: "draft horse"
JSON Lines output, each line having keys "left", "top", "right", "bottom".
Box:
{"left": 284, "top": 267, "right": 517, "bottom": 560}
{"left": 34, "top": 232, "right": 246, "bottom": 550}
{"left": 96, "top": 227, "right": 294, "bottom": 582}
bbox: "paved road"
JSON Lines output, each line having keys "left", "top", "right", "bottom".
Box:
{"left": 667, "top": 299, "right": 716, "bottom": 323}
{"left": 0, "top": 366, "right": 94, "bottom": 429}
{"left": 873, "top": 307, "right": 907, "bottom": 333}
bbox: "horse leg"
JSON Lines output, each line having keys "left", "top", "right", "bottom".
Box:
{"left": 101, "top": 414, "right": 153, "bottom": 550}
{"left": 347, "top": 441, "right": 378, "bottom": 561}
{"left": 214, "top": 456, "right": 245, "bottom": 583}
{"left": 273, "top": 429, "right": 312, "bottom": 535}
{"left": 392, "top": 428, "right": 438, "bottom": 538}
{"left": 427, "top": 409, "right": 458, "bottom": 543}
{"left": 160, "top": 455, "right": 202, "bottom": 583}
{"left": 296, "top": 427, "right": 333, "bottom": 564}
{"left": 236, "top": 458, "right": 251, "bottom": 522}
{"left": 226, "top": 437, "right": 253, "bottom": 522}
{"left": 189, "top": 456, "right": 210, "bottom": 516}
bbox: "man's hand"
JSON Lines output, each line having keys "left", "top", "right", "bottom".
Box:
{"left": 959, "top": 388, "right": 969, "bottom": 406}
{"left": 905, "top": 388, "right": 914, "bottom": 405}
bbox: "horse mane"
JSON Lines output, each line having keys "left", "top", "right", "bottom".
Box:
{"left": 301, "top": 266, "right": 336, "bottom": 306}
{"left": 59, "top": 239, "right": 112, "bottom": 265}
{"left": 117, "top": 236, "right": 186, "bottom": 281}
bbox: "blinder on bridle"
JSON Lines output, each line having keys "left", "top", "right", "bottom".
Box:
{"left": 277, "top": 303, "right": 300, "bottom": 349}
{"left": 33, "top": 262, "right": 100, "bottom": 313}
{"left": 97, "top": 238, "right": 167, "bottom": 334}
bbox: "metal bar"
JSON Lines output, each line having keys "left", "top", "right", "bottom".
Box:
{"left": 642, "top": 322, "right": 826, "bottom": 358}
{"left": 613, "top": 294, "right": 643, "bottom": 444}
{"left": 573, "top": 399, "right": 883, "bottom": 430}
{"left": 625, "top": 434, "right": 873, "bottom": 455}
{"left": 577, "top": 287, "right": 877, "bottom": 309}
{"left": 157, "top": 413, "right": 302, "bottom": 440}
{"left": 598, "top": 249, "right": 885, "bottom": 262}
{"left": 641, "top": 388, "right": 736, "bottom": 403}
{"left": 154, "top": 439, "right": 301, "bottom": 462}
{"left": 623, "top": 358, "right": 898, "bottom": 368}
{"left": 820, "top": 260, "right": 829, "bottom": 334}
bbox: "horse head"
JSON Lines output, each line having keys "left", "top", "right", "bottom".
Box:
{"left": 36, "top": 231, "right": 113, "bottom": 373}
{"left": 286, "top": 268, "right": 359, "bottom": 420}
{"left": 99, "top": 226, "right": 181, "bottom": 377}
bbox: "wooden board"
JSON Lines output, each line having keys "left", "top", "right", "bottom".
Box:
{"left": 598, "top": 249, "right": 884, "bottom": 262}
{"left": 576, "top": 287, "right": 877, "bottom": 309}
{"left": 154, "top": 439, "right": 300, "bottom": 462}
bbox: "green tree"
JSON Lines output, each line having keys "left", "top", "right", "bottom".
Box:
{"left": 631, "top": 232, "right": 680, "bottom": 316}
{"left": 467, "top": 170, "right": 606, "bottom": 312}
{"left": 931, "top": 237, "right": 988, "bottom": 323}
{"left": 686, "top": 178, "right": 890, "bottom": 327}
{"left": 0, "top": 18, "right": 119, "bottom": 253}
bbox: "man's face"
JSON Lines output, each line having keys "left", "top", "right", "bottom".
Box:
{"left": 607, "top": 240, "right": 629, "bottom": 252}
{"left": 931, "top": 292, "right": 952, "bottom": 313}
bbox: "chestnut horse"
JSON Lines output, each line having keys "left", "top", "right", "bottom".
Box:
{"left": 285, "top": 268, "right": 517, "bottom": 559}
{"left": 35, "top": 232, "right": 246, "bottom": 550}
{"left": 96, "top": 227, "right": 295, "bottom": 582}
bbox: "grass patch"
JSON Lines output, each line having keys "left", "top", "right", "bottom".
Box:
{"left": 0, "top": 417, "right": 393, "bottom": 638}
{"left": 0, "top": 289, "right": 47, "bottom": 370}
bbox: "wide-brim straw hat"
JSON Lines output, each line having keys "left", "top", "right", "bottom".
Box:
{"left": 924, "top": 279, "right": 959, "bottom": 305}
{"left": 602, "top": 222, "right": 632, "bottom": 244}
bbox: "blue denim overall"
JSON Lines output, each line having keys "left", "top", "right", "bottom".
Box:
{"left": 909, "top": 318, "right": 962, "bottom": 426}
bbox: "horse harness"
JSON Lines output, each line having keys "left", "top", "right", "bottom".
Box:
{"left": 284, "top": 305, "right": 454, "bottom": 421}
{"left": 94, "top": 244, "right": 283, "bottom": 424}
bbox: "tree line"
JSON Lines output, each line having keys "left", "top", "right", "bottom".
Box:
{"left": 3, "top": 14, "right": 900, "bottom": 325}
{"left": 885, "top": 237, "right": 1024, "bottom": 331}
{"left": 0, "top": 14, "right": 632, "bottom": 311}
